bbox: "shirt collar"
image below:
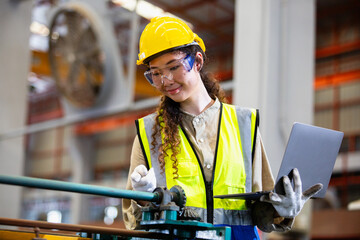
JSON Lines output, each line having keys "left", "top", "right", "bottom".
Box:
{"left": 180, "top": 97, "right": 220, "bottom": 120}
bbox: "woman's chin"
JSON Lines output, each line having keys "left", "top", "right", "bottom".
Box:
{"left": 166, "top": 93, "right": 187, "bottom": 103}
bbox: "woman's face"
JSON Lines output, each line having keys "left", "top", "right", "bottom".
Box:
{"left": 148, "top": 51, "right": 203, "bottom": 103}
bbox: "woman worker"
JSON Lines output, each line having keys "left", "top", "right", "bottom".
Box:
{"left": 122, "top": 16, "right": 322, "bottom": 239}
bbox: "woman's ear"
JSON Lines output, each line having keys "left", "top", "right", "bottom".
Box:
{"left": 195, "top": 52, "right": 204, "bottom": 72}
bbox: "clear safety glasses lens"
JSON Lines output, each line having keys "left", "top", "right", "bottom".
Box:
{"left": 144, "top": 54, "right": 195, "bottom": 86}
{"left": 144, "top": 71, "right": 154, "bottom": 85}
{"left": 143, "top": 71, "right": 174, "bottom": 86}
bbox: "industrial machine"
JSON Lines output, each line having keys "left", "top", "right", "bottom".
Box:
{"left": 0, "top": 175, "right": 230, "bottom": 239}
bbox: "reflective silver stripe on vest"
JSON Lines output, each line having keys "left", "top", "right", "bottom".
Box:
{"left": 214, "top": 208, "right": 253, "bottom": 226}
{"left": 187, "top": 207, "right": 253, "bottom": 226}
{"left": 141, "top": 113, "right": 167, "bottom": 187}
{"left": 235, "top": 107, "right": 255, "bottom": 193}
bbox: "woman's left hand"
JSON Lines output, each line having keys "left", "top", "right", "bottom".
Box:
{"left": 260, "top": 168, "right": 323, "bottom": 218}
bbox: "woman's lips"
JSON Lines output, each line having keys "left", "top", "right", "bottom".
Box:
{"left": 167, "top": 86, "right": 181, "bottom": 95}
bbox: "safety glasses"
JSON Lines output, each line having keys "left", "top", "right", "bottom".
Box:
{"left": 144, "top": 54, "right": 195, "bottom": 86}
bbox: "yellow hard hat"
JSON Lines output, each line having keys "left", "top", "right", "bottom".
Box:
{"left": 137, "top": 16, "right": 206, "bottom": 65}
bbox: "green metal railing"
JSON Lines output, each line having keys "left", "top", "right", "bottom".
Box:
{"left": 0, "top": 174, "right": 160, "bottom": 202}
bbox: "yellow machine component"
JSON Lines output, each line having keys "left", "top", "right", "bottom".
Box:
{"left": 0, "top": 229, "right": 90, "bottom": 240}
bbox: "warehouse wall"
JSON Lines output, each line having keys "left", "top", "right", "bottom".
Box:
{"left": 233, "top": 0, "right": 315, "bottom": 176}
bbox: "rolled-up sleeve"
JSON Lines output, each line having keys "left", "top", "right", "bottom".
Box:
{"left": 252, "top": 129, "right": 275, "bottom": 192}
{"left": 122, "top": 135, "right": 146, "bottom": 229}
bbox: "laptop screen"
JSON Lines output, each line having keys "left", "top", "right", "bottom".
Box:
{"left": 274, "top": 122, "right": 344, "bottom": 198}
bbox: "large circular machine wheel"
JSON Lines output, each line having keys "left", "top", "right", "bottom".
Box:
{"left": 48, "top": 3, "right": 106, "bottom": 108}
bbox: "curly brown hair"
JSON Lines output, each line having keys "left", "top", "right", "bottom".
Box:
{"left": 150, "top": 45, "right": 226, "bottom": 179}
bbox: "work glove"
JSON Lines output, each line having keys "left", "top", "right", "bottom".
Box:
{"left": 251, "top": 201, "right": 294, "bottom": 232}
{"left": 130, "top": 165, "right": 156, "bottom": 192}
{"left": 260, "top": 168, "right": 323, "bottom": 218}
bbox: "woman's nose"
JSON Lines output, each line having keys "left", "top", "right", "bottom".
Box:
{"left": 160, "top": 74, "right": 173, "bottom": 85}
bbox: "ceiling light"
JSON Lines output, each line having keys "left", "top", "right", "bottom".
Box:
{"left": 111, "top": 0, "right": 189, "bottom": 25}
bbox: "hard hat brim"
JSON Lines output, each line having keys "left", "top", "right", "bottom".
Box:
{"left": 138, "top": 42, "right": 202, "bottom": 66}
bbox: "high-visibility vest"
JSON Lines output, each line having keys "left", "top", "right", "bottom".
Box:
{"left": 135, "top": 103, "right": 259, "bottom": 225}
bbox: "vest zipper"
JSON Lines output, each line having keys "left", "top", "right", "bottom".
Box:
{"left": 205, "top": 181, "right": 214, "bottom": 224}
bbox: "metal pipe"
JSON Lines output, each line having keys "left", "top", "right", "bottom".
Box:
{"left": 0, "top": 217, "right": 166, "bottom": 239}
{"left": 0, "top": 175, "right": 160, "bottom": 202}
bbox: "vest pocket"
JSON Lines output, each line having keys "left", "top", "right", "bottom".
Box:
{"left": 214, "top": 183, "right": 247, "bottom": 210}
{"left": 220, "top": 160, "right": 246, "bottom": 191}
{"left": 222, "top": 183, "right": 246, "bottom": 194}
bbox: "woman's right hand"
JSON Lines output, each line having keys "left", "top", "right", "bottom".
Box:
{"left": 130, "top": 165, "right": 156, "bottom": 192}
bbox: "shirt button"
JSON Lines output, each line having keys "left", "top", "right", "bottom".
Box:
{"left": 206, "top": 164, "right": 211, "bottom": 169}
{"left": 194, "top": 118, "right": 200, "bottom": 123}
{"left": 199, "top": 138, "right": 204, "bottom": 143}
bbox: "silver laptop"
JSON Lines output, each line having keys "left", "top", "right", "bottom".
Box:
{"left": 214, "top": 122, "right": 344, "bottom": 200}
